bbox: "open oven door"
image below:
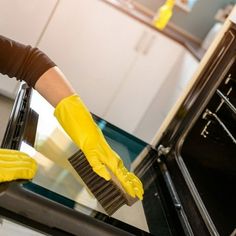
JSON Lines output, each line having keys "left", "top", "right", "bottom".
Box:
{"left": 0, "top": 83, "right": 150, "bottom": 236}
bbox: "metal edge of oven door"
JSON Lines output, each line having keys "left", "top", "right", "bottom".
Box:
{"left": 1, "top": 83, "right": 26, "bottom": 148}
{"left": 0, "top": 84, "right": 135, "bottom": 236}
{"left": 151, "top": 15, "right": 236, "bottom": 236}
{"left": 0, "top": 182, "right": 134, "bottom": 236}
{"left": 1, "top": 82, "right": 37, "bottom": 149}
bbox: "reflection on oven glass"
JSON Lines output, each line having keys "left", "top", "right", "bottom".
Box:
{"left": 20, "top": 90, "right": 149, "bottom": 232}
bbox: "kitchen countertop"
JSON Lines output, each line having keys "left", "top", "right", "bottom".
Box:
{"left": 102, "top": 0, "right": 206, "bottom": 61}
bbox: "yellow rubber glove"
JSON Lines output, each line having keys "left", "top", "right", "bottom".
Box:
{"left": 54, "top": 94, "right": 144, "bottom": 200}
{"left": 153, "top": 0, "right": 175, "bottom": 30}
{"left": 0, "top": 149, "right": 37, "bottom": 182}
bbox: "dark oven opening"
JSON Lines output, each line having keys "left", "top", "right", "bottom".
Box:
{"left": 181, "top": 60, "right": 236, "bottom": 235}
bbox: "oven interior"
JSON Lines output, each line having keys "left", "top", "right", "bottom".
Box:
{"left": 181, "top": 59, "right": 236, "bottom": 235}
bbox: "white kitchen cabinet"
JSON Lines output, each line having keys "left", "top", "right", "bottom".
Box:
{"left": 0, "top": 0, "right": 57, "bottom": 45}
{"left": 37, "top": 0, "right": 146, "bottom": 117}
{"left": 104, "top": 28, "right": 184, "bottom": 133}
{"left": 133, "top": 49, "right": 199, "bottom": 143}
{"left": 36, "top": 0, "right": 198, "bottom": 138}
{"left": 0, "top": 0, "right": 58, "bottom": 98}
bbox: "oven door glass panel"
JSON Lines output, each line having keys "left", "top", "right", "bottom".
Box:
{"left": 19, "top": 90, "right": 178, "bottom": 236}
{"left": 17, "top": 91, "right": 165, "bottom": 235}
{"left": 23, "top": 91, "right": 148, "bottom": 230}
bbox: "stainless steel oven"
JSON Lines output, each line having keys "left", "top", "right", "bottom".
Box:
{"left": 0, "top": 7, "right": 236, "bottom": 236}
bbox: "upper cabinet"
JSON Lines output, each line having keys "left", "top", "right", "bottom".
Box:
{"left": 0, "top": 0, "right": 58, "bottom": 98}
{"left": 0, "top": 0, "right": 57, "bottom": 45}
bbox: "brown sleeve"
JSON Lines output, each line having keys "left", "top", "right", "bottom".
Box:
{"left": 0, "top": 35, "right": 56, "bottom": 87}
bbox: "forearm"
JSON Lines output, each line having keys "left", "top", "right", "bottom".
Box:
{"left": 34, "top": 66, "right": 75, "bottom": 107}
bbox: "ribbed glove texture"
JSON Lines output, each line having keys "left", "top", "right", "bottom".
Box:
{"left": 0, "top": 149, "right": 37, "bottom": 182}
{"left": 54, "top": 94, "right": 144, "bottom": 200}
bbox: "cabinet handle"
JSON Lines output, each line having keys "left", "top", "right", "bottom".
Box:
{"left": 135, "top": 31, "right": 148, "bottom": 53}
{"left": 142, "top": 35, "right": 156, "bottom": 55}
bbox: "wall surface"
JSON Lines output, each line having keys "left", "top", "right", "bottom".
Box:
{"left": 134, "top": 0, "right": 234, "bottom": 41}
{"left": 171, "top": 0, "right": 233, "bottom": 40}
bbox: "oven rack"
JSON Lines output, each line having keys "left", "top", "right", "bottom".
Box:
{"left": 200, "top": 76, "right": 236, "bottom": 145}
{"left": 216, "top": 89, "right": 236, "bottom": 115}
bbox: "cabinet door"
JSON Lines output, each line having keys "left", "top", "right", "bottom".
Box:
{"left": 0, "top": 0, "right": 57, "bottom": 45}
{"left": 0, "top": 0, "right": 58, "bottom": 98}
{"left": 134, "top": 49, "right": 199, "bottom": 143}
{"left": 104, "top": 29, "right": 184, "bottom": 134}
{"left": 38, "top": 0, "right": 145, "bottom": 116}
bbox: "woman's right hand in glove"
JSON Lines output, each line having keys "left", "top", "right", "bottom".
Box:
{"left": 54, "top": 94, "right": 144, "bottom": 200}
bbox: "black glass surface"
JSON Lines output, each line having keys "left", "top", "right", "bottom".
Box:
{"left": 181, "top": 69, "right": 236, "bottom": 236}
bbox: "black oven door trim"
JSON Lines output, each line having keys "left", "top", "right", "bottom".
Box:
{"left": 1, "top": 83, "right": 37, "bottom": 149}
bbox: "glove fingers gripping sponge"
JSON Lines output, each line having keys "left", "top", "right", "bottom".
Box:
{"left": 68, "top": 150, "right": 138, "bottom": 215}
